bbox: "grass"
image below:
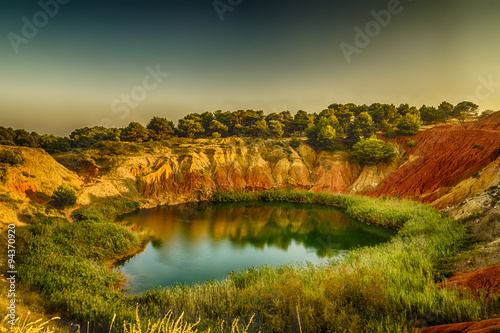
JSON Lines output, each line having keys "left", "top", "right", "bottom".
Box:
{"left": 72, "top": 196, "right": 140, "bottom": 222}
{"left": 0, "top": 312, "right": 258, "bottom": 333}
{"left": 15, "top": 190, "right": 493, "bottom": 332}
{"left": 0, "top": 313, "right": 60, "bottom": 333}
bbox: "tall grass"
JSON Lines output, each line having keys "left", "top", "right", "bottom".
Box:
{"left": 72, "top": 196, "right": 140, "bottom": 223}
{"left": 0, "top": 313, "right": 60, "bottom": 333}
{"left": 18, "top": 211, "right": 140, "bottom": 322}
{"left": 17, "top": 190, "right": 490, "bottom": 332}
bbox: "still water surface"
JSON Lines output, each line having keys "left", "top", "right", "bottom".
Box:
{"left": 117, "top": 202, "right": 393, "bottom": 293}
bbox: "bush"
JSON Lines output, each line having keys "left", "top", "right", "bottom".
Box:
{"left": 351, "top": 137, "right": 397, "bottom": 165}
{"left": 0, "top": 149, "right": 23, "bottom": 165}
{"left": 396, "top": 114, "right": 421, "bottom": 136}
{"left": 289, "top": 136, "right": 300, "bottom": 149}
{"left": 52, "top": 184, "right": 77, "bottom": 208}
{"left": 407, "top": 139, "right": 416, "bottom": 147}
{"left": 385, "top": 128, "right": 397, "bottom": 138}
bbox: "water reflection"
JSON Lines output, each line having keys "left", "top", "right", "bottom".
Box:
{"left": 117, "top": 202, "right": 393, "bottom": 292}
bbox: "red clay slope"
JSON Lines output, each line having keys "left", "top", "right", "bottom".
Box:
{"left": 415, "top": 318, "right": 500, "bottom": 333}
{"left": 370, "top": 111, "right": 500, "bottom": 203}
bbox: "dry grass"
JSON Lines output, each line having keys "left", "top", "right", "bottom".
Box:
{"left": 0, "top": 311, "right": 259, "bottom": 333}
{"left": 121, "top": 309, "right": 258, "bottom": 333}
{"left": 0, "top": 313, "right": 60, "bottom": 333}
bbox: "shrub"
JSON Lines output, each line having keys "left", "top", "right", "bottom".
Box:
{"left": 289, "top": 136, "right": 300, "bottom": 149}
{"left": 407, "top": 139, "right": 416, "bottom": 147}
{"left": 385, "top": 128, "right": 397, "bottom": 138}
{"left": 51, "top": 184, "right": 77, "bottom": 208}
{"left": 396, "top": 114, "right": 421, "bottom": 136}
{"left": 0, "top": 149, "right": 23, "bottom": 165}
{"left": 351, "top": 137, "right": 397, "bottom": 165}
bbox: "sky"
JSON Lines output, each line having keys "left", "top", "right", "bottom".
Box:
{"left": 1, "top": 0, "right": 499, "bottom": 136}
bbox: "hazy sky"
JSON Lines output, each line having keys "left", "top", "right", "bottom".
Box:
{"left": 1, "top": 0, "right": 499, "bottom": 135}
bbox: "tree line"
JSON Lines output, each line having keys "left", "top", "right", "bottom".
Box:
{"left": 0, "top": 101, "right": 481, "bottom": 157}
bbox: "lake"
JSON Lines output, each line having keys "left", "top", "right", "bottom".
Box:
{"left": 116, "top": 201, "right": 394, "bottom": 293}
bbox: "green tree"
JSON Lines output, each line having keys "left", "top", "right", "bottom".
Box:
{"left": 71, "top": 126, "right": 121, "bottom": 147}
{"left": 306, "top": 116, "right": 342, "bottom": 149}
{"left": 419, "top": 105, "right": 439, "bottom": 124}
{"left": 147, "top": 116, "right": 174, "bottom": 140}
{"left": 293, "top": 110, "right": 313, "bottom": 136}
{"left": 250, "top": 119, "right": 270, "bottom": 137}
{"left": 178, "top": 118, "right": 204, "bottom": 138}
{"left": 0, "top": 127, "right": 15, "bottom": 146}
{"left": 279, "top": 111, "right": 294, "bottom": 137}
{"left": 478, "top": 109, "right": 495, "bottom": 119}
{"left": 209, "top": 120, "right": 229, "bottom": 137}
{"left": 452, "top": 101, "right": 479, "bottom": 123}
{"left": 268, "top": 120, "right": 284, "bottom": 139}
{"left": 438, "top": 101, "right": 454, "bottom": 123}
{"left": 396, "top": 114, "right": 421, "bottom": 136}
{"left": 14, "top": 129, "right": 40, "bottom": 147}
{"left": 384, "top": 127, "right": 397, "bottom": 138}
{"left": 346, "top": 112, "right": 375, "bottom": 145}
{"left": 351, "top": 137, "right": 397, "bottom": 165}
{"left": 52, "top": 184, "right": 77, "bottom": 208}
{"left": 39, "top": 134, "right": 71, "bottom": 153}
{"left": 121, "top": 122, "right": 149, "bottom": 142}
{"left": 323, "top": 105, "right": 354, "bottom": 132}
{"left": 214, "top": 110, "right": 233, "bottom": 135}
{"left": 368, "top": 103, "right": 385, "bottom": 128}
{"left": 200, "top": 112, "right": 215, "bottom": 134}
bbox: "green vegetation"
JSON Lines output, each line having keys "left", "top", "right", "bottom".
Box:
{"left": 51, "top": 184, "right": 77, "bottom": 208}
{"left": 407, "top": 139, "right": 416, "bottom": 147}
{"left": 16, "top": 190, "right": 493, "bottom": 332}
{"left": 71, "top": 196, "right": 140, "bottom": 222}
{"left": 396, "top": 114, "right": 421, "bottom": 136}
{"left": 306, "top": 115, "right": 343, "bottom": 150}
{"left": 351, "top": 137, "right": 397, "bottom": 165}
{"left": 147, "top": 116, "right": 175, "bottom": 141}
{"left": 0, "top": 101, "right": 480, "bottom": 155}
{"left": 0, "top": 149, "right": 23, "bottom": 165}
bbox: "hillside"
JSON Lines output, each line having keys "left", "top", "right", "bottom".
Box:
{"left": 0, "top": 146, "right": 81, "bottom": 224}
{"left": 1, "top": 112, "right": 500, "bottom": 222}
{"left": 372, "top": 112, "right": 500, "bottom": 208}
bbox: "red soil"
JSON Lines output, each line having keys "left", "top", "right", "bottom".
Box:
{"left": 370, "top": 112, "right": 500, "bottom": 202}
{"left": 442, "top": 266, "right": 500, "bottom": 299}
{"left": 415, "top": 318, "right": 500, "bottom": 333}
{"left": 416, "top": 266, "right": 500, "bottom": 333}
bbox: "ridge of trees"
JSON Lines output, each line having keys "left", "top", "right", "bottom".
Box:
{"left": 0, "top": 101, "right": 479, "bottom": 158}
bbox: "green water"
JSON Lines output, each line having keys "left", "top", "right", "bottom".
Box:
{"left": 117, "top": 201, "right": 394, "bottom": 293}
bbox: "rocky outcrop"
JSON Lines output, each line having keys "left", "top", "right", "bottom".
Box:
{"left": 129, "top": 141, "right": 400, "bottom": 205}
{"left": 310, "top": 152, "right": 362, "bottom": 193}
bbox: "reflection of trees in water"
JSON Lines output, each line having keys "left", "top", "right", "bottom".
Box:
{"left": 122, "top": 202, "right": 392, "bottom": 258}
